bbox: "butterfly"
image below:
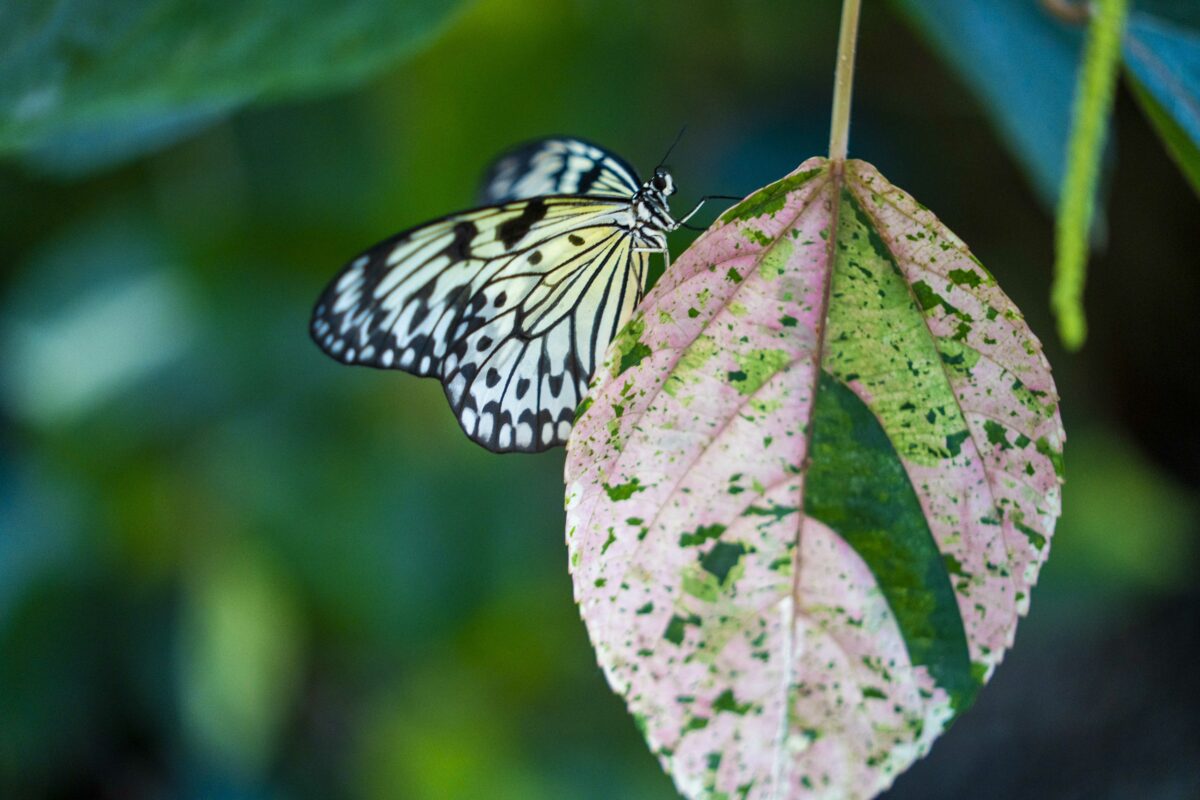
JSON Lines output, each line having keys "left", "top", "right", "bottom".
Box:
{"left": 310, "top": 137, "right": 706, "bottom": 453}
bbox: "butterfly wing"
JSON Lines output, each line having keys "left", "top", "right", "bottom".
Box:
{"left": 478, "top": 137, "right": 642, "bottom": 203}
{"left": 311, "top": 196, "right": 649, "bottom": 453}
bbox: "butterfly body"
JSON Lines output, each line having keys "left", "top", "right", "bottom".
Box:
{"left": 311, "top": 137, "right": 682, "bottom": 453}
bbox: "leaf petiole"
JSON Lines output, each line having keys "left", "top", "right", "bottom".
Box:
{"left": 828, "top": 0, "right": 863, "bottom": 163}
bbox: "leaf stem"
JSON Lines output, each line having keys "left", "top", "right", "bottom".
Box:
{"left": 828, "top": 0, "right": 863, "bottom": 163}
{"left": 1051, "top": 0, "right": 1128, "bottom": 351}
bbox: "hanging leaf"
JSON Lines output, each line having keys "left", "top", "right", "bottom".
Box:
{"left": 893, "top": 0, "right": 1089, "bottom": 211}
{"left": 0, "top": 0, "right": 464, "bottom": 171}
{"left": 565, "top": 158, "right": 1065, "bottom": 799}
{"left": 1123, "top": 11, "right": 1200, "bottom": 197}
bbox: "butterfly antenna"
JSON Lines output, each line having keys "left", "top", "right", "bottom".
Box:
{"left": 656, "top": 125, "right": 688, "bottom": 170}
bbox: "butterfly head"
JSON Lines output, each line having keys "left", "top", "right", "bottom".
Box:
{"left": 637, "top": 167, "right": 676, "bottom": 215}
{"left": 649, "top": 167, "right": 676, "bottom": 198}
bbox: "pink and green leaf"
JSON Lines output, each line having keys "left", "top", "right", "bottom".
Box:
{"left": 565, "top": 158, "right": 1065, "bottom": 799}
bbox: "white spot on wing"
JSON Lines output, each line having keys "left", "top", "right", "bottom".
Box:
{"left": 447, "top": 373, "right": 466, "bottom": 403}
{"left": 477, "top": 413, "right": 495, "bottom": 443}
{"left": 332, "top": 289, "right": 359, "bottom": 314}
{"left": 516, "top": 422, "right": 533, "bottom": 449}
{"left": 336, "top": 262, "right": 365, "bottom": 292}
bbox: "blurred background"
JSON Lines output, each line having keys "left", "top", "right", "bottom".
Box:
{"left": 1, "top": 1, "right": 1198, "bottom": 798}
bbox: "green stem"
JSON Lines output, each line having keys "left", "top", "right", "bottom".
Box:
{"left": 1051, "top": 0, "right": 1129, "bottom": 351}
{"left": 828, "top": 0, "right": 863, "bottom": 163}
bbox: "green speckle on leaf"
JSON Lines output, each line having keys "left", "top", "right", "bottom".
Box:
{"left": 743, "top": 504, "right": 797, "bottom": 521}
{"left": 728, "top": 349, "right": 790, "bottom": 395}
{"left": 948, "top": 268, "right": 983, "bottom": 288}
{"left": 604, "top": 479, "right": 646, "bottom": 501}
{"left": 945, "top": 430, "right": 970, "bottom": 457}
{"left": 912, "top": 280, "right": 959, "bottom": 315}
{"left": 745, "top": 227, "right": 773, "bottom": 246}
{"left": 619, "top": 341, "right": 652, "bottom": 375}
{"left": 680, "top": 523, "right": 727, "bottom": 547}
{"left": 663, "top": 613, "right": 700, "bottom": 645}
{"left": 712, "top": 688, "right": 752, "bottom": 715}
{"left": 663, "top": 616, "right": 687, "bottom": 645}
{"left": 936, "top": 339, "right": 982, "bottom": 375}
{"left": 984, "top": 420, "right": 1012, "bottom": 450}
{"left": 1013, "top": 515, "right": 1047, "bottom": 550}
{"left": 1036, "top": 436, "right": 1066, "bottom": 479}
{"left": 613, "top": 314, "right": 651, "bottom": 376}
{"left": 700, "top": 542, "right": 747, "bottom": 583}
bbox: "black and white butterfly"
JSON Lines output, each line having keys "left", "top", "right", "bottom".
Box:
{"left": 311, "top": 137, "right": 704, "bottom": 453}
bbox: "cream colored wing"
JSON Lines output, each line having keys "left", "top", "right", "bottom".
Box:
{"left": 311, "top": 196, "right": 648, "bottom": 452}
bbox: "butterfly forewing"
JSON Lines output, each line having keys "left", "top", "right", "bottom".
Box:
{"left": 311, "top": 195, "right": 649, "bottom": 452}
{"left": 479, "top": 138, "right": 641, "bottom": 204}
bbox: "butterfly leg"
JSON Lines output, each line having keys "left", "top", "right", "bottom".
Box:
{"left": 633, "top": 245, "right": 672, "bottom": 272}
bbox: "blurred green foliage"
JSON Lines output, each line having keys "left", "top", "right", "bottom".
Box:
{"left": 1, "top": 0, "right": 463, "bottom": 172}
{"left": 1, "top": 0, "right": 1199, "bottom": 798}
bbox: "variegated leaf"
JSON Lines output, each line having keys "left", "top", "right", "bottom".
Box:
{"left": 565, "top": 158, "right": 1065, "bottom": 800}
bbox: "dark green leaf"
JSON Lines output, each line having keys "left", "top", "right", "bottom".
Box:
{"left": 0, "top": 0, "right": 464, "bottom": 171}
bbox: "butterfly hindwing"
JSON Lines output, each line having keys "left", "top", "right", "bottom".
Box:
{"left": 311, "top": 195, "right": 649, "bottom": 452}
{"left": 479, "top": 137, "right": 642, "bottom": 204}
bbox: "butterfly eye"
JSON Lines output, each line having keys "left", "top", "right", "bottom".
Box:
{"left": 652, "top": 174, "right": 668, "bottom": 191}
